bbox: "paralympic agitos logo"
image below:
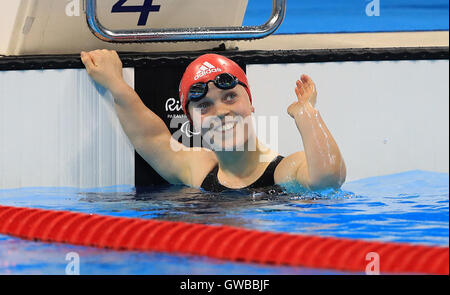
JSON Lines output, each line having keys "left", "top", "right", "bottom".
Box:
{"left": 165, "top": 98, "right": 200, "bottom": 138}
{"left": 111, "top": 0, "right": 161, "bottom": 26}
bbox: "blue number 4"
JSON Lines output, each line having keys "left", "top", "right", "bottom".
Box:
{"left": 112, "top": 0, "right": 161, "bottom": 26}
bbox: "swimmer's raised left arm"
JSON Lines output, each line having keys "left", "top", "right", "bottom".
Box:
{"left": 275, "top": 75, "right": 346, "bottom": 190}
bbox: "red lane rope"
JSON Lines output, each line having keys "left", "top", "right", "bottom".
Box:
{"left": 0, "top": 205, "right": 448, "bottom": 274}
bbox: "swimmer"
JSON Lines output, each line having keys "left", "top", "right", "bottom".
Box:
{"left": 80, "top": 50, "right": 346, "bottom": 192}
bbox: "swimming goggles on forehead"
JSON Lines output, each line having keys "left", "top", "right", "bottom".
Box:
{"left": 188, "top": 73, "right": 247, "bottom": 102}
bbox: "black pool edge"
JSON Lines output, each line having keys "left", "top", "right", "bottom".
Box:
{"left": 0, "top": 46, "right": 449, "bottom": 71}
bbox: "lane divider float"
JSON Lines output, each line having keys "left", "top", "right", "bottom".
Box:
{"left": 0, "top": 205, "right": 448, "bottom": 274}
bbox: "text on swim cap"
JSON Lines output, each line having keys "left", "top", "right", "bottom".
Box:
{"left": 194, "top": 62, "right": 223, "bottom": 81}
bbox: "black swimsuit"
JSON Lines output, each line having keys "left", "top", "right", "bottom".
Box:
{"left": 200, "top": 155, "right": 285, "bottom": 193}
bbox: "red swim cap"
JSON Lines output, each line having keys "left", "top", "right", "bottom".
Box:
{"left": 179, "top": 54, "right": 252, "bottom": 120}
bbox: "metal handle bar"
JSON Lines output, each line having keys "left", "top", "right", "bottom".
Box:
{"left": 85, "top": 0, "right": 286, "bottom": 43}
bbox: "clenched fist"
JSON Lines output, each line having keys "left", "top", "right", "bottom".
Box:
{"left": 80, "top": 49, "right": 123, "bottom": 90}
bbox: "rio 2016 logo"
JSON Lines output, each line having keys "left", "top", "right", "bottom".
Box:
{"left": 112, "top": 0, "right": 161, "bottom": 26}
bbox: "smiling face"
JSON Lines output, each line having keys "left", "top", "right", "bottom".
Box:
{"left": 188, "top": 83, "right": 256, "bottom": 151}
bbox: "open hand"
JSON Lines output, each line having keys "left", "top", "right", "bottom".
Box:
{"left": 80, "top": 49, "right": 123, "bottom": 90}
{"left": 288, "top": 74, "right": 317, "bottom": 118}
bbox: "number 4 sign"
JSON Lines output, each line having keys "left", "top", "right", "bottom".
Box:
{"left": 112, "top": 0, "right": 161, "bottom": 26}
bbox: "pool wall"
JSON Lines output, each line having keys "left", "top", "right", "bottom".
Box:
{"left": 1, "top": 49, "right": 449, "bottom": 188}
{"left": 0, "top": 68, "right": 135, "bottom": 189}
{"left": 248, "top": 60, "right": 449, "bottom": 181}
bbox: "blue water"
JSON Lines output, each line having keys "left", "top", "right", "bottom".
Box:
{"left": 0, "top": 170, "right": 448, "bottom": 275}
{"left": 244, "top": 0, "right": 449, "bottom": 34}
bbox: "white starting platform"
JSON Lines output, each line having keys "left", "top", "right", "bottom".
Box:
{"left": 0, "top": 0, "right": 250, "bottom": 55}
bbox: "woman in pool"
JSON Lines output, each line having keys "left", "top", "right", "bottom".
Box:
{"left": 81, "top": 50, "right": 346, "bottom": 192}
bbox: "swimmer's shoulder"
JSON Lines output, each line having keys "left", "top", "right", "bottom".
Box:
{"left": 274, "top": 151, "right": 307, "bottom": 185}
{"left": 183, "top": 148, "right": 218, "bottom": 188}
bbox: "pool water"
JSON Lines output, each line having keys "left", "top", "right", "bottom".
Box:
{"left": 244, "top": 0, "right": 449, "bottom": 34}
{"left": 0, "top": 170, "right": 448, "bottom": 275}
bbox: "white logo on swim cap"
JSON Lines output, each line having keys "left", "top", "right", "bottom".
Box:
{"left": 194, "top": 62, "right": 222, "bottom": 81}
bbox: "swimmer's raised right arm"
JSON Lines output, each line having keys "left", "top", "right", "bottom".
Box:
{"left": 80, "top": 50, "right": 213, "bottom": 186}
